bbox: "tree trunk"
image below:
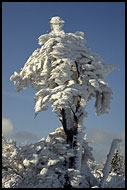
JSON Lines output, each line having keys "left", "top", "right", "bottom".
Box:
{"left": 60, "top": 107, "right": 79, "bottom": 188}
{"left": 59, "top": 96, "right": 84, "bottom": 187}
{"left": 60, "top": 113, "right": 83, "bottom": 169}
{"left": 60, "top": 108, "right": 77, "bottom": 150}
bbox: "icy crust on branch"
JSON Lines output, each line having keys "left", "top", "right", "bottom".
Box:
{"left": 10, "top": 16, "right": 117, "bottom": 117}
{"left": 2, "top": 128, "right": 125, "bottom": 188}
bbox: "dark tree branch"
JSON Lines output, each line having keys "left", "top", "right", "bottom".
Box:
{"left": 75, "top": 61, "right": 80, "bottom": 78}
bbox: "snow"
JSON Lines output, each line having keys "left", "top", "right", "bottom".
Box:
{"left": 7, "top": 16, "right": 124, "bottom": 188}
{"left": 91, "top": 186, "right": 99, "bottom": 188}
{"left": 23, "top": 159, "right": 30, "bottom": 167}
{"left": 100, "top": 138, "right": 122, "bottom": 188}
{"left": 48, "top": 159, "right": 60, "bottom": 166}
{"left": 10, "top": 15, "right": 116, "bottom": 117}
{"left": 2, "top": 127, "right": 125, "bottom": 188}
{"left": 40, "top": 168, "right": 48, "bottom": 176}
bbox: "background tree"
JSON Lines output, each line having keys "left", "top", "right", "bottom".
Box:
{"left": 10, "top": 16, "right": 118, "bottom": 183}
{"left": 110, "top": 148, "right": 125, "bottom": 176}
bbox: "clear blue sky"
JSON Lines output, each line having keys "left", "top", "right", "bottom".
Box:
{"left": 2, "top": 2, "right": 125, "bottom": 162}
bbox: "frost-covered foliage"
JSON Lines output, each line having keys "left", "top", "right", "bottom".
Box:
{"left": 10, "top": 16, "right": 117, "bottom": 117}
{"left": 10, "top": 15, "right": 118, "bottom": 170}
{"left": 2, "top": 128, "right": 125, "bottom": 188}
{"left": 8, "top": 16, "right": 123, "bottom": 187}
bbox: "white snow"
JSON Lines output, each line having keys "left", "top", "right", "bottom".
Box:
{"left": 7, "top": 16, "right": 124, "bottom": 188}
{"left": 2, "top": 127, "right": 125, "bottom": 188}
{"left": 100, "top": 138, "right": 122, "bottom": 187}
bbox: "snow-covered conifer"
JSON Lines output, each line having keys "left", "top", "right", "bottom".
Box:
{"left": 2, "top": 128, "right": 124, "bottom": 188}
{"left": 110, "top": 148, "right": 125, "bottom": 176}
{"left": 9, "top": 16, "right": 121, "bottom": 187}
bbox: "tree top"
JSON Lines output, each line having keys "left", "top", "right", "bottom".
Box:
{"left": 49, "top": 16, "right": 65, "bottom": 32}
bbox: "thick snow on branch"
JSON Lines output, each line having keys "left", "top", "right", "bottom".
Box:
{"left": 2, "top": 129, "right": 124, "bottom": 188}
{"left": 2, "top": 127, "right": 93, "bottom": 188}
{"left": 10, "top": 16, "right": 117, "bottom": 118}
{"left": 8, "top": 17, "right": 124, "bottom": 188}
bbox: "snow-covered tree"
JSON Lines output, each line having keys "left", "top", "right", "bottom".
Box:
{"left": 9, "top": 16, "right": 120, "bottom": 187}
{"left": 2, "top": 127, "right": 94, "bottom": 188}
{"left": 110, "top": 148, "right": 125, "bottom": 176}
{"left": 99, "top": 138, "right": 122, "bottom": 188}
{"left": 2, "top": 128, "right": 125, "bottom": 188}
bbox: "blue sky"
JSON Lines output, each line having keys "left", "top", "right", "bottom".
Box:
{"left": 2, "top": 2, "right": 125, "bottom": 162}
